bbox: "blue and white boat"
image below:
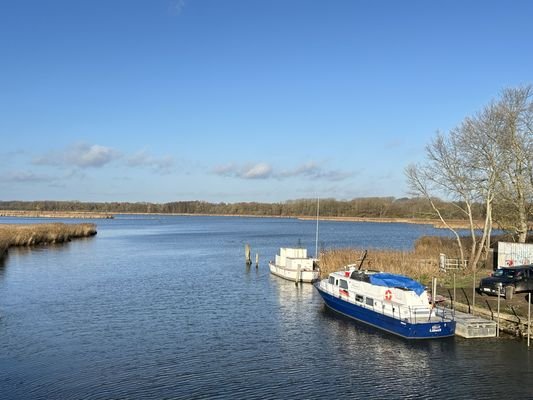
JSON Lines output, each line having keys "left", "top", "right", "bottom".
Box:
{"left": 314, "top": 265, "right": 455, "bottom": 339}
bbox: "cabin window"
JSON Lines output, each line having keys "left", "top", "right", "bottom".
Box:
{"left": 365, "top": 297, "right": 374, "bottom": 306}
{"left": 335, "top": 279, "right": 339, "bottom": 286}
{"left": 328, "top": 276, "right": 335, "bottom": 285}
{"left": 339, "top": 280, "right": 348, "bottom": 289}
{"left": 355, "top": 294, "right": 363, "bottom": 303}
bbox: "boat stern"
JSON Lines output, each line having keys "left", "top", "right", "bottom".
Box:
{"left": 407, "top": 320, "right": 456, "bottom": 339}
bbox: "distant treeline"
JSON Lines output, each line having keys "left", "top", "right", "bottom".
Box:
{"left": 0, "top": 198, "right": 486, "bottom": 220}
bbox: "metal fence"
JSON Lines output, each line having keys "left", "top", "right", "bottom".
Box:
{"left": 439, "top": 253, "right": 468, "bottom": 272}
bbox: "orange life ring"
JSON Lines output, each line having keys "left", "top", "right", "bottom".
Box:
{"left": 384, "top": 289, "right": 392, "bottom": 301}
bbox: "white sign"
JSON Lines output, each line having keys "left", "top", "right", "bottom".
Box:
{"left": 497, "top": 242, "right": 533, "bottom": 267}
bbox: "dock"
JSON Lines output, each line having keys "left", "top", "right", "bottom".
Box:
{"left": 437, "top": 308, "right": 497, "bottom": 338}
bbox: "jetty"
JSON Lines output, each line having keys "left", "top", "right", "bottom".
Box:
{"left": 436, "top": 308, "right": 497, "bottom": 338}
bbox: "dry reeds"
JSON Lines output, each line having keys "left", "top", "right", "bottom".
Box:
{"left": 319, "top": 248, "right": 437, "bottom": 284}
{"left": 0, "top": 210, "right": 112, "bottom": 219}
{"left": 0, "top": 223, "right": 97, "bottom": 259}
{"left": 318, "top": 235, "right": 487, "bottom": 287}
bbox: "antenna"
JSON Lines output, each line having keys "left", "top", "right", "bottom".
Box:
{"left": 358, "top": 249, "right": 368, "bottom": 271}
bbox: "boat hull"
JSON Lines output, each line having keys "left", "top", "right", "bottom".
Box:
{"left": 269, "top": 262, "right": 319, "bottom": 283}
{"left": 314, "top": 283, "right": 455, "bottom": 339}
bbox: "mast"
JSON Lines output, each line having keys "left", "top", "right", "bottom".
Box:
{"left": 315, "top": 197, "right": 319, "bottom": 259}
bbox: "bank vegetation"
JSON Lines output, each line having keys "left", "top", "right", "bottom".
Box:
{"left": 0, "top": 223, "right": 97, "bottom": 259}
{"left": 319, "top": 236, "right": 462, "bottom": 285}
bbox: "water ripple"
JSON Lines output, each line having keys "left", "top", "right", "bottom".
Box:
{"left": 1, "top": 216, "right": 532, "bottom": 399}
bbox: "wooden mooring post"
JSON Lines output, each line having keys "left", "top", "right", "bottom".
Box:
{"left": 497, "top": 283, "right": 502, "bottom": 337}
{"left": 527, "top": 292, "right": 531, "bottom": 348}
{"left": 245, "top": 244, "right": 252, "bottom": 266}
{"left": 255, "top": 253, "right": 259, "bottom": 268}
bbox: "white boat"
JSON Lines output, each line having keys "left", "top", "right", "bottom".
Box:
{"left": 314, "top": 265, "right": 455, "bottom": 339}
{"left": 269, "top": 247, "right": 320, "bottom": 283}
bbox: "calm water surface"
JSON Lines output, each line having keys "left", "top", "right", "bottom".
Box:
{"left": 0, "top": 216, "right": 531, "bottom": 399}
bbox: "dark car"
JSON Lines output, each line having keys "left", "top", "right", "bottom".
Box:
{"left": 478, "top": 265, "right": 533, "bottom": 300}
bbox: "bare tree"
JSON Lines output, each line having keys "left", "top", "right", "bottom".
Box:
{"left": 406, "top": 121, "right": 496, "bottom": 269}
{"left": 491, "top": 85, "right": 533, "bottom": 242}
{"left": 407, "top": 85, "right": 533, "bottom": 272}
{"left": 405, "top": 162, "right": 466, "bottom": 262}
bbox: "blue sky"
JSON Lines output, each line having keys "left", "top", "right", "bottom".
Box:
{"left": 1, "top": 0, "right": 532, "bottom": 203}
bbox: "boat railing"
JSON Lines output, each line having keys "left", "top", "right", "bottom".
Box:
{"left": 383, "top": 303, "right": 455, "bottom": 324}
{"left": 322, "top": 281, "right": 454, "bottom": 323}
{"left": 432, "top": 304, "right": 455, "bottom": 321}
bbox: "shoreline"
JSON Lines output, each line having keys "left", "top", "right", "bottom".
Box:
{"left": 0, "top": 222, "right": 97, "bottom": 260}
{"left": 0, "top": 209, "right": 477, "bottom": 228}
{"left": 0, "top": 210, "right": 114, "bottom": 219}
{"left": 297, "top": 216, "right": 482, "bottom": 229}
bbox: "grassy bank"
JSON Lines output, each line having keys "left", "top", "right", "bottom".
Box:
{"left": 0, "top": 223, "right": 97, "bottom": 259}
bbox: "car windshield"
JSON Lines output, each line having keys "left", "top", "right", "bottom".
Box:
{"left": 493, "top": 269, "right": 520, "bottom": 278}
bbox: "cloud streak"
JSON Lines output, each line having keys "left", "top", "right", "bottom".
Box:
{"left": 126, "top": 150, "right": 175, "bottom": 174}
{"left": 0, "top": 170, "right": 55, "bottom": 183}
{"left": 168, "top": 0, "right": 186, "bottom": 15}
{"left": 213, "top": 162, "right": 273, "bottom": 179}
{"left": 212, "top": 161, "right": 352, "bottom": 181}
{"left": 31, "top": 143, "right": 175, "bottom": 175}
{"left": 279, "top": 162, "right": 353, "bottom": 181}
{"left": 33, "top": 143, "right": 120, "bottom": 168}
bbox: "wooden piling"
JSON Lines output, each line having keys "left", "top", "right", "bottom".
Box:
{"left": 527, "top": 292, "right": 531, "bottom": 348}
{"left": 497, "top": 283, "right": 502, "bottom": 337}
{"left": 245, "top": 244, "right": 251, "bottom": 265}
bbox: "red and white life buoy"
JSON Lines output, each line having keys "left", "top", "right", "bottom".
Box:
{"left": 384, "top": 289, "right": 392, "bottom": 301}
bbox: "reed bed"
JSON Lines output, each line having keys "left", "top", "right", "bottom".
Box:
{"left": 318, "top": 236, "right": 484, "bottom": 287}
{"left": 319, "top": 248, "right": 437, "bottom": 284}
{"left": 0, "top": 223, "right": 97, "bottom": 259}
{"left": 0, "top": 210, "right": 112, "bottom": 219}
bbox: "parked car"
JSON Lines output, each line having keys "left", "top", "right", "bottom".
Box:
{"left": 477, "top": 265, "right": 533, "bottom": 300}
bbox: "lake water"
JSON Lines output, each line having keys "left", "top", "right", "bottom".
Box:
{"left": 0, "top": 215, "right": 531, "bottom": 399}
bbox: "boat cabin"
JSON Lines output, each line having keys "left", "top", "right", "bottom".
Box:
{"left": 325, "top": 268, "right": 433, "bottom": 323}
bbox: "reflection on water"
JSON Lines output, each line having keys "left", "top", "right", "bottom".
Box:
{"left": 0, "top": 215, "right": 531, "bottom": 399}
{"left": 0, "top": 255, "right": 6, "bottom": 278}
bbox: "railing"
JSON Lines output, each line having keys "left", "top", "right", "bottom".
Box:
{"left": 323, "top": 282, "right": 454, "bottom": 323}
{"left": 322, "top": 282, "right": 453, "bottom": 324}
{"left": 439, "top": 253, "right": 468, "bottom": 272}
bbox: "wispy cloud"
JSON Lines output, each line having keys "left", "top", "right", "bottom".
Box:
{"left": 213, "top": 162, "right": 273, "bottom": 179}
{"left": 242, "top": 163, "right": 272, "bottom": 179}
{"left": 33, "top": 143, "right": 120, "bottom": 168}
{"left": 0, "top": 170, "right": 55, "bottom": 183}
{"left": 126, "top": 150, "right": 175, "bottom": 174}
{"left": 213, "top": 161, "right": 353, "bottom": 181}
{"left": 31, "top": 143, "right": 177, "bottom": 176}
{"left": 279, "top": 162, "right": 353, "bottom": 181}
{"left": 168, "top": 0, "right": 186, "bottom": 15}
{"left": 0, "top": 149, "right": 26, "bottom": 166}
